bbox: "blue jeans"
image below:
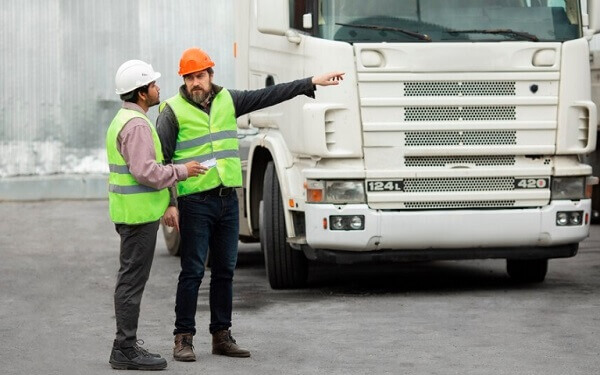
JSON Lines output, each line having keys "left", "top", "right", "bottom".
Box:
{"left": 174, "top": 189, "right": 239, "bottom": 335}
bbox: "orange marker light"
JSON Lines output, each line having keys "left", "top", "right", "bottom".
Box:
{"left": 305, "top": 180, "right": 325, "bottom": 203}
{"left": 586, "top": 176, "right": 599, "bottom": 198}
{"left": 289, "top": 199, "right": 295, "bottom": 208}
{"left": 323, "top": 218, "right": 328, "bottom": 229}
{"left": 307, "top": 189, "right": 323, "bottom": 203}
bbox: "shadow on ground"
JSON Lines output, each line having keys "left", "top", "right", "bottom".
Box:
{"left": 233, "top": 243, "right": 548, "bottom": 298}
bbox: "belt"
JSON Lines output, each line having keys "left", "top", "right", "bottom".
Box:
{"left": 200, "top": 186, "right": 235, "bottom": 197}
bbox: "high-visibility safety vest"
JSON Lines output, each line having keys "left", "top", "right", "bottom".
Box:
{"left": 106, "top": 108, "right": 169, "bottom": 224}
{"left": 160, "top": 88, "right": 242, "bottom": 197}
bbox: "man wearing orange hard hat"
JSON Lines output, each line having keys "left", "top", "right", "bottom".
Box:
{"left": 157, "top": 47, "right": 344, "bottom": 362}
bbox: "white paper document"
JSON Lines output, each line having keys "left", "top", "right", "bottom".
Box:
{"left": 203, "top": 158, "right": 217, "bottom": 168}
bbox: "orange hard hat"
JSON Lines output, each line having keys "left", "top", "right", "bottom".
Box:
{"left": 178, "top": 47, "right": 215, "bottom": 76}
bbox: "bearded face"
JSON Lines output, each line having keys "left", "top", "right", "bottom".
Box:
{"left": 184, "top": 70, "right": 212, "bottom": 106}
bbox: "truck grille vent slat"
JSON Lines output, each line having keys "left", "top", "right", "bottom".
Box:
{"left": 404, "top": 81, "right": 516, "bottom": 97}
{"left": 404, "top": 155, "right": 516, "bottom": 167}
{"left": 404, "top": 200, "right": 516, "bottom": 209}
{"left": 405, "top": 130, "right": 517, "bottom": 146}
{"left": 405, "top": 106, "right": 516, "bottom": 121}
{"left": 403, "top": 177, "right": 516, "bottom": 192}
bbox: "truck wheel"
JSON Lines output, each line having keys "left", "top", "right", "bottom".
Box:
{"left": 161, "top": 223, "right": 180, "bottom": 256}
{"left": 592, "top": 184, "right": 600, "bottom": 224}
{"left": 506, "top": 259, "right": 548, "bottom": 283}
{"left": 262, "top": 161, "right": 308, "bottom": 289}
{"left": 258, "top": 200, "right": 265, "bottom": 254}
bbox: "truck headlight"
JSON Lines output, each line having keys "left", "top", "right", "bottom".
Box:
{"left": 306, "top": 180, "right": 365, "bottom": 204}
{"left": 329, "top": 215, "right": 365, "bottom": 231}
{"left": 556, "top": 211, "right": 584, "bottom": 226}
{"left": 551, "top": 177, "right": 585, "bottom": 200}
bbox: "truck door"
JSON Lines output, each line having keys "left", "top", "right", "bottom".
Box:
{"left": 246, "top": 2, "right": 305, "bottom": 133}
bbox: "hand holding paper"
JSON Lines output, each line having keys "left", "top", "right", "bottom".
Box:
{"left": 203, "top": 158, "right": 217, "bottom": 169}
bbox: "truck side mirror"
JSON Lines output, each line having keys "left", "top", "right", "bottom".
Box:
{"left": 589, "top": 0, "right": 600, "bottom": 33}
{"left": 257, "top": 0, "right": 289, "bottom": 36}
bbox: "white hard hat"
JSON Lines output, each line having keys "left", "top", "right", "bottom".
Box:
{"left": 114, "top": 59, "right": 161, "bottom": 95}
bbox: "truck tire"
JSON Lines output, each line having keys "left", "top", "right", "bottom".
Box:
{"left": 262, "top": 161, "right": 308, "bottom": 289}
{"left": 258, "top": 200, "right": 265, "bottom": 254}
{"left": 506, "top": 259, "right": 548, "bottom": 283}
{"left": 162, "top": 223, "right": 180, "bottom": 256}
{"left": 592, "top": 184, "right": 600, "bottom": 223}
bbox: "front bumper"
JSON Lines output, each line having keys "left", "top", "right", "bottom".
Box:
{"left": 302, "top": 243, "right": 578, "bottom": 264}
{"left": 304, "top": 199, "right": 590, "bottom": 252}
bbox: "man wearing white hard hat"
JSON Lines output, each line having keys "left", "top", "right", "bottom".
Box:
{"left": 106, "top": 59, "right": 206, "bottom": 370}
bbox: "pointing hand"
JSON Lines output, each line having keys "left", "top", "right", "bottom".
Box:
{"left": 312, "top": 72, "right": 345, "bottom": 86}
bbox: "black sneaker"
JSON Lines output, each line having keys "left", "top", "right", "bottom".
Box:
{"left": 109, "top": 343, "right": 167, "bottom": 370}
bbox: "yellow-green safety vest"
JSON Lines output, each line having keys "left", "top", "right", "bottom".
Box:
{"left": 160, "top": 88, "right": 242, "bottom": 197}
{"left": 106, "top": 108, "right": 169, "bottom": 224}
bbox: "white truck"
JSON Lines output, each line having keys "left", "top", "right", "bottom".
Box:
{"left": 165, "top": 0, "right": 600, "bottom": 289}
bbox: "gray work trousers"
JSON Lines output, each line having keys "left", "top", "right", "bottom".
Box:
{"left": 113, "top": 220, "right": 160, "bottom": 347}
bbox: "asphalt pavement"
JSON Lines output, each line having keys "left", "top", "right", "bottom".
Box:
{"left": 0, "top": 200, "right": 599, "bottom": 375}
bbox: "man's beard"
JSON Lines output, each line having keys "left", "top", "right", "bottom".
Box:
{"left": 149, "top": 96, "right": 160, "bottom": 107}
{"left": 191, "top": 89, "right": 208, "bottom": 105}
{"left": 145, "top": 95, "right": 160, "bottom": 108}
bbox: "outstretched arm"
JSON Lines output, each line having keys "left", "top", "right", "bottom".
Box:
{"left": 230, "top": 72, "right": 346, "bottom": 117}
{"left": 311, "top": 72, "right": 345, "bottom": 86}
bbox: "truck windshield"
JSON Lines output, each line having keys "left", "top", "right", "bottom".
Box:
{"left": 311, "top": 0, "right": 580, "bottom": 43}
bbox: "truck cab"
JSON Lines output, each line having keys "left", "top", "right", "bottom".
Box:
{"left": 228, "top": 0, "right": 600, "bottom": 289}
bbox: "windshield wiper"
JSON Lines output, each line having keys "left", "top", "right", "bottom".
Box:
{"left": 335, "top": 22, "right": 431, "bottom": 42}
{"left": 447, "top": 28, "right": 538, "bottom": 42}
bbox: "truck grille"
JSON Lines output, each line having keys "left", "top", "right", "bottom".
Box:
{"left": 405, "top": 106, "right": 516, "bottom": 121}
{"left": 404, "top": 177, "right": 516, "bottom": 192}
{"left": 405, "top": 130, "right": 517, "bottom": 146}
{"left": 404, "top": 200, "right": 516, "bottom": 209}
{"left": 358, "top": 64, "right": 557, "bottom": 211}
{"left": 404, "top": 81, "right": 516, "bottom": 97}
{"left": 404, "top": 155, "right": 516, "bottom": 167}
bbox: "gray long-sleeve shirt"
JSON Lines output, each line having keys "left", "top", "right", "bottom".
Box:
{"left": 116, "top": 102, "right": 188, "bottom": 190}
{"left": 156, "top": 77, "right": 316, "bottom": 164}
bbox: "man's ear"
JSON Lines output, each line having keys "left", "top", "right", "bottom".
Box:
{"left": 137, "top": 90, "right": 148, "bottom": 103}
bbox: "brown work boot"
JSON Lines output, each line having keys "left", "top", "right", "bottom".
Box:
{"left": 173, "top": 333, "right": 196, "bottom": 362}
{"left": 212, "top": 330, "right": 251, "bottom": 357}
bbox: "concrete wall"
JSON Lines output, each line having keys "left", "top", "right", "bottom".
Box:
{"left": 0, "top": 0, "right": 234, "bottom": 199}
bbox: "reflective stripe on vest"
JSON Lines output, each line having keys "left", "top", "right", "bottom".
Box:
{"left": 108, "top": 184, "right": 161, "bottom": 194}
{"left": 161, "top": 88, "right": 242, "bottom": 196}
{"left": 106, "top": 108, "right": 169, "bottom": 224}
{"left": 108, "top": 164, "right": 130, "bottom": 174}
